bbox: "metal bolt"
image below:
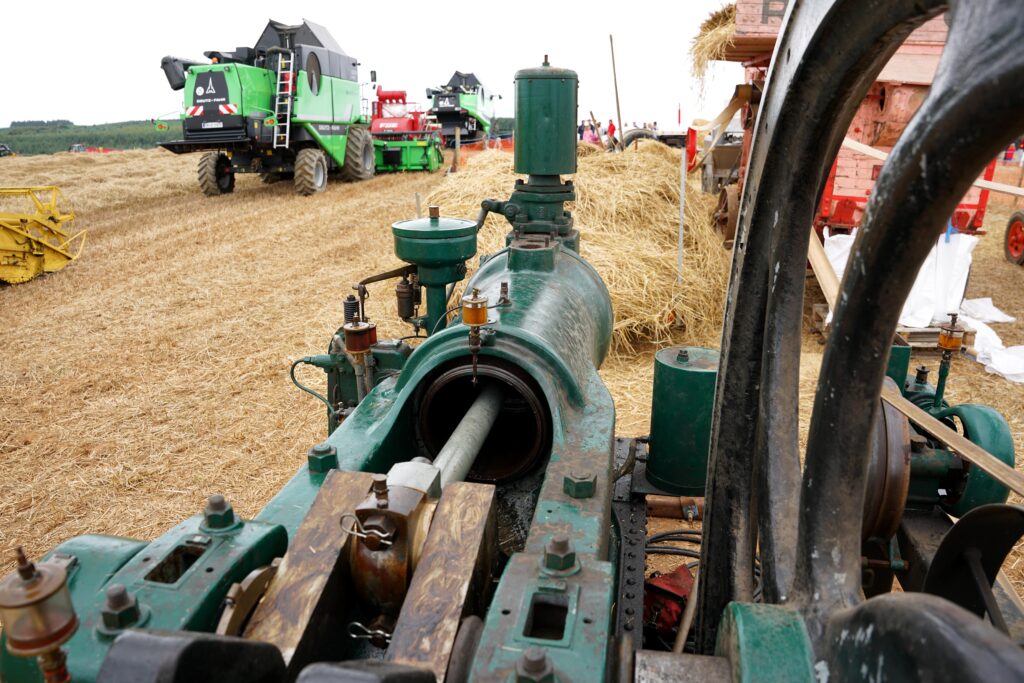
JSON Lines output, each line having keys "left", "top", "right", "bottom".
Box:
{"left": 543, "top": 535, "right": 576, "bottom": 571}
{"left": 102, "top": 584, "right": 141, "bottom": 630}
{"left": 563, "top": 471, "right": 597, "bottom": 499}
{"left": 203, "top": 494, "right": 235, "bottom": 529}
{"left": 516, "top": 646, "right": 554, "bottom": 682}
{"left": 915, "top": 365, "right": 930, "bottom": 383}
{"left": 372, "top": 474, "right": 389, "bottom": 508}
{"left": 307, "top": 442, "right": 338, "bottom": 473}
{"left": 428, "top": 205, "right": 440, "bottom": 219}
{"left": 676, "top": 349, "right": 690, "bottom": 363}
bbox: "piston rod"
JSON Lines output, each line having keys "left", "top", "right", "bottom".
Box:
{"left": 433, "top": 383, "right": 504, "bottom": 487}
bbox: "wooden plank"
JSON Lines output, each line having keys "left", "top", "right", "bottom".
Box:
{"left": 808, "top": 231, "right": 840, "bottom": 308}
{"left": 880, "top": 383, "right": 1024, "bottom": 496}
{"left": 386, "top": 481, "right": 496, "bottom": 683}
{"left": 245, "top": 470, "right": 374, "bottom": 672}
{"left": 843, "top": 137, "right": 1024, "bottom": 198}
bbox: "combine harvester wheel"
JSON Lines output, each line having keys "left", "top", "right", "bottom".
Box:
{"left": 340, "top": 125, "right": 375, "bottom": 182}
{"left": 294, "top": 148, "right": 328, "bottom": 196}
{"left": 198, "top": 152, "right": 235, "bottom": 196}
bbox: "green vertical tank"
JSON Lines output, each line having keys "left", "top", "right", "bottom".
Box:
{"left": 513, "top": 58, "right": 578, "bottom": 176}
{"left": 647, "top": 346, "right": 720, "bottom": 495}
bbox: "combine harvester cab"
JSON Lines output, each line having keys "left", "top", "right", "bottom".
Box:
{"left": 160, "top": 19, "right": 375, "bottom": 197}
{"left": 426, "top": 71, "right": 497, "bottom": 146}
{"left": 0, "top": 187, "right": 85, "bottom": 284}
{"left": 370, "top": 87, "right": 444, "bottom": 173}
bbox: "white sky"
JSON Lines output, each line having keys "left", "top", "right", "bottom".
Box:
{"left": 1, "top": 0, "right": 742, "bottom": 129}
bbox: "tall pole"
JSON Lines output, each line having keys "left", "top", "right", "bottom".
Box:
{"left": 609, "top": 35, "right": 625, "bottom": 152}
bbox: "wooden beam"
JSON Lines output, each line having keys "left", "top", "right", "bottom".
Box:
{"left": 807, "top": 230, "right": 840, "bottom": 309}
{"left": 386, "top": 482, "right": 496, "bottom": 683}
{"left": 245, "top": 470, "right": 374, "bottom": 674}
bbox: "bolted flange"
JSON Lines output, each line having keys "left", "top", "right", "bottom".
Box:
{"left": 203, "top": 494, "right": 236, "bottom": 529}
{"left": 101, "top": 584, "right": 141, "bottom": 630}
{"left": 562, "top": 471, "right": 597, "bottom": 499}
{"left": 516, "top": 646, "right": 555, "bottom": 683}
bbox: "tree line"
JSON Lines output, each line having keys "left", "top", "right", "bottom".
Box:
{"left": 0, "top": 121, "right": 177, "bottom": 155}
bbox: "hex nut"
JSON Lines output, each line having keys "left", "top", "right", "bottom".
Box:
{"left": 101, "top": 584, "right": 141, "bottom": 630}
{"left": 562, "top": 471, "right": 597, "bottom": 499}
{"left": 307, "top": 442, "right": 338, "bottom": 473}
{"left": 516, "top": 646, "right": 555, "bottom": 682}
{"left": 543, "top": 535, "right": 576, "bottom": 571}
{"left": 203, "top": 494, "right": 236, "bottom": 529}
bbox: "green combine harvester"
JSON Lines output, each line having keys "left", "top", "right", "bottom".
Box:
{"left": 426, "top": 72, "right": 497, "bottom": 145}
{"left": 159, "top": 19, "right": 374, "bottom": 196}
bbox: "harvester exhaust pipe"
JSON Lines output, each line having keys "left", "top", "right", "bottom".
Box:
{"left": 433, "top": 384, "right": 504, "bottom": 486}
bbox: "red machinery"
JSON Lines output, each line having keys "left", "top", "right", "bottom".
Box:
{"left": 370, "top": 87, "right": 443, "bottom": 172}
{"left": 694, "top": 3, "right": 996, "bottom": 244}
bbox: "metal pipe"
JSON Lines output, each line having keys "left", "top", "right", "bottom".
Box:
{"left": 434, "top": 384, "right": 504, "bottom": 487}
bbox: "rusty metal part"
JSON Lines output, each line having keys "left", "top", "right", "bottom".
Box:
{"left": 446, "top": 616, "right": 484, "bottom": 683}
{"left": 646, "top": 495, "right": 704, "bottom": 521}
{"left": 862, "top": 379, "right": 912, "bottom": 541}
{"left": 343, "top": 321, "right": 377, "bottom": 354}
{"left": 244, "top": 471, "right": 374, "bottom": 674}
{"left": 350, "top": 483, "right": 429, "bottom": 615}
{"left": 216, "top": 559, "right": 281, "bottom": 636}
{"left": 0, "top": 548, "right": 78, "bottom": 658}
{"left": 713, "top": 185, "right": 739, "bottom": 245}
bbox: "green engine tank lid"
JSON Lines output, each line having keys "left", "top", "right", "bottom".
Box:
{"left": 392, "top": 214, "right": 477, "bottom": 240}
{"left": 655, "top": 346, "right": 719, "bottom": 372}
{"left": 515, "top": 59, "right": 578, "bottom": 81}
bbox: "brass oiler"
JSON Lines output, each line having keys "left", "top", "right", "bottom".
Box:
{"left": 462, "top": 288, "right": 489, "bottom": 384}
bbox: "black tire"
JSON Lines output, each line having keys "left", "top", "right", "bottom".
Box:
{"left": 621, "top": 128, "right": 657, "bottom": 149}
{"left": 340, "top": 125, "right": 375, "bottom": 182}
{"left": 198, "top": 152, "right": 234, "bottom": 196}
{"left": 294, "top": 148, "right": 328, "bottom": 196}
{"left": 1004, "top": 210, "right": 1024, "bottom": 265}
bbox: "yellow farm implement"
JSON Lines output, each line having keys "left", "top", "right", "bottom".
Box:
{"left": 0, "top": 187, "right": 86, "bottom": 284}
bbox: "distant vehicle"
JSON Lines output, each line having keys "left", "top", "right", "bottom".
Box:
{"left": 67, "top": 144, "right": 120, "bottom": 154}
{"left": 0, "top": 143, "right": 15, "bottom": 157}
{"left": 68, "top": 144, "right": 87, "bottom": 153}
{"left": 426, "top": 72, "right": 498, "bottom": 145}
{"left": 159, "top": 19, "right": 375, "bottom": 196}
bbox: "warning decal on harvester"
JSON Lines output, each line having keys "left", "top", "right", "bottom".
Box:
{"left": 193, "top": 71, "right": 228, "bottom": 111}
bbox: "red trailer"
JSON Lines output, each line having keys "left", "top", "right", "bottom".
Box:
{"left": 370, "top": 87, "right": 444, "bottom": 172}
{"left": 697, "top": 2, "right": 995, "bottom": 245}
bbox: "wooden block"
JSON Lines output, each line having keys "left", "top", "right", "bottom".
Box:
{"left": 245, "top": 470, "right": 374, "bottom": 672}
{"left": 387, "top": 482, "right": 496, "bottom": 683}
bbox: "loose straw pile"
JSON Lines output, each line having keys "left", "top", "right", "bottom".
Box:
{"left": 427, "top": 144, "right": 729, "bottom": 355}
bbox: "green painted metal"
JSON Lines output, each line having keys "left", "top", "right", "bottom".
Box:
{"left": 714, "top": 603, "right": 815, "bottom": 683}
{"left": 936, "top": 403, "right": 1015, "bottom": 516}
{"left": 885, "top": 342, "right": 912, "bottom": 386}
{"left": 469, "top": 556, "right": 614, "bottom": 682}
{"left": 514, "top": 63, "right": 578, "bottom": 176}
{"left": 373, "top": 138, "right": 444, "bottom": 173}
{"left": 647, "top": 347, "right": 719, "bottom": 495}
{"left": 1, "top": 517, "right": 286, "bottom": 683}
{"left": 456, "top": 91, "right": 494, "bottom": 137}
{"left": 302, "top": 123, "right": 349, "bottom": 167}
{"left": 392, "top": 214, "right": 478, "bottom": 334}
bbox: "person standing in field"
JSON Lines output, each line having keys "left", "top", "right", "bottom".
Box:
{"left": 607, "top": 119, "right": 617, "bottom": 150}
{"left": 578, "top": 121, "right": 585, "bottom": 140}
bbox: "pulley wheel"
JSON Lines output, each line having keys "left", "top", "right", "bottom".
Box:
{"left": 714, "top": 185, "right": 739, "bottom": 245}
{"left": 861, "top": 378, "right": 912, "bottom": 542}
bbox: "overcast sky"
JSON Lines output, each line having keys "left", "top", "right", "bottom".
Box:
{"left": 1, "top": 0, "right": 742, "bottom": 129}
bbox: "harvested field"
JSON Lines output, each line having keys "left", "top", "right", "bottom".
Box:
{"left": 2, "top": 146, "right": 1023, "bottom": 593}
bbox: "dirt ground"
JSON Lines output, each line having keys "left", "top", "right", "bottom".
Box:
{"left": 1, "top": 149, "right": 1022, "bottom": 594}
